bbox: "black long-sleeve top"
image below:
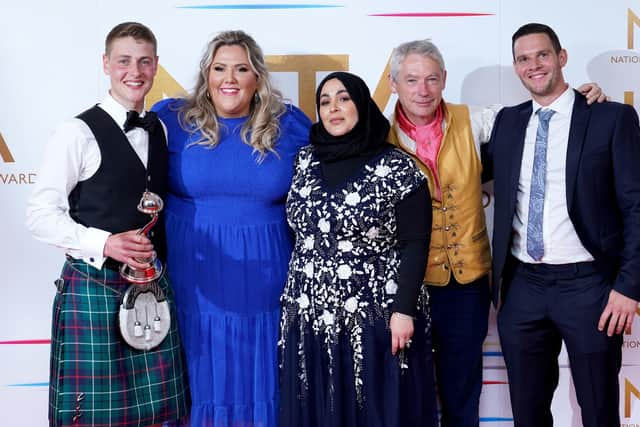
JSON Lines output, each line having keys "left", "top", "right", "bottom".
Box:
{"left": 319, "top": 146, "right": 432, "bottom": 316}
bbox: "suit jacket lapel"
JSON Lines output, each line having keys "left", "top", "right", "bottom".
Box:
{"left": 507, "top": 103, "right": 533, "bottom": 216}
{"left": 566, "top": 91, "right": 590, "bottom": 212}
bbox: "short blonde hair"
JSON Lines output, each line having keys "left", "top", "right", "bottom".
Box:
{"left": 105, "top": 22, "right": 157, "bottom": 56}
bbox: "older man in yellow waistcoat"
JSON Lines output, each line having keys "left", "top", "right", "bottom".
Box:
{"left": 387, "top": 39, "right": 604, "bottom": 427}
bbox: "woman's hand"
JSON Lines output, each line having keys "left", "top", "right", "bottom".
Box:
{"left": 390, "top": 312, "right": 414, "bottom": 355}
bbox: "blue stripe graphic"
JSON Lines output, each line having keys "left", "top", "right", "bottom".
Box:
{"left": 178, "top": 4, "right": 342, "bottom": 9}
{"left": 482, "top": 351, "right": 503, "bottom": 357}
{"left": 7, "top": 382, "right": 48, "bottom": 387}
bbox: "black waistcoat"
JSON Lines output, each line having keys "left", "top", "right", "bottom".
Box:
{"left": 69, "top": 106, "right": 168, "bottom": 261}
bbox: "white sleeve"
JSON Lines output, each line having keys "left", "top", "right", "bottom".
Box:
{"left": 468, "top": 104, "right": 503, "bottom": 155}
{"left": 25, "top": 119, "right": 110, "bottom": 269}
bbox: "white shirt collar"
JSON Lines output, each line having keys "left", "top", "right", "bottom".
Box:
{"left": 99, "top": 93, "right": 148, "bottom": 131}
{"left": 532, "top": 85, "right": 574, "bottom": 117}
{"left": 99, "top": 93, "right": 131, "bottom": 130}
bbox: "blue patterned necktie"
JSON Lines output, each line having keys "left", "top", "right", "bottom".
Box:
{"left": 526, "top": 108, "right": 555, "bottom": 261}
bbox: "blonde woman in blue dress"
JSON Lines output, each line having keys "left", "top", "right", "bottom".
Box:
{"left": 153, "top": 30, "right": 311, "bottom": 426}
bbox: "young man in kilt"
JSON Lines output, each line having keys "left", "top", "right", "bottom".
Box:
{"left": 26, "top": 22, "right": 189, "bottom": 427}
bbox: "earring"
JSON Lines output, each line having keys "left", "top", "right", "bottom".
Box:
{"left": 206, "top": 91, "right": 211, "bottom": 100}
{"left": 254, "top": 92, "right": 260, "bottom": 103}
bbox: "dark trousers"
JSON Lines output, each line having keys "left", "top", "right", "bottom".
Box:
{"left": 497, "top": 259, "right": 622, "bottom": 427}
{"left": 429, "top": 275, "right": 490, "bottom": 427}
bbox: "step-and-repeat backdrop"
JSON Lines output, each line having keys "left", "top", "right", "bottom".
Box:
{"left": 2, "top": 1, "right": 640, "bottom": 425}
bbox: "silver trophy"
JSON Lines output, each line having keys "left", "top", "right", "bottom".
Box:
{"left": 120, "top": 191, "right": 164, "bottom": 283}
{"left": 119, "top": 191, "right": 171, "bottom": 351}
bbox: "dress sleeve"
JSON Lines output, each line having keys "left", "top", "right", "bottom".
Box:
{"left": 151, "top": 98, "right": 184, "bottom": 129}
{"left": 151, "top": 98, "right": 170, "bottom": 115}
{"left": 391, "top": 181, "right": 432, "bottom": 316}
{"left": 280, "top": 104, "right": 312, "bottom": 152}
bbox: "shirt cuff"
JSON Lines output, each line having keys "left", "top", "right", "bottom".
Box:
{"left": 79, "top": 227, "right": 111, "bottom": 269}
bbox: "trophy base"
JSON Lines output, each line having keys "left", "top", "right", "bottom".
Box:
{"left": 120, "top": 258, "right": 163, "bottom": 284}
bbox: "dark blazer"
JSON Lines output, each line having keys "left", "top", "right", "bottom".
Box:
{"left": 482, "top": 90, "right": 640, "bottom": 307}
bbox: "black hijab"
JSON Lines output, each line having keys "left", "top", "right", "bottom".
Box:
{"left": 310, "top": 72, "right": 391, "bottom": 163}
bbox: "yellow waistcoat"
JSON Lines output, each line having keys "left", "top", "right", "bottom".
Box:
{"left": 389, "top": 102, "right": 491, "bottom": 286}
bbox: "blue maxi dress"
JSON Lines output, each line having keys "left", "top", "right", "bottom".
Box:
{"left": 153, "top": 99, "right": 311, "bottom": 427}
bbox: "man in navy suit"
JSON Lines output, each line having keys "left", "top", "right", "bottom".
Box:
{"left": 482, "top": 23, "right": 640, "bottom": 426}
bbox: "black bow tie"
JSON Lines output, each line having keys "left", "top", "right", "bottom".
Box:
{"left": 123, "top": 111, "right": 159, "bottom": 133}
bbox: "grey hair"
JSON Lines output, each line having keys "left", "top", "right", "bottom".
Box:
{"left": 389, "top": 39, "right": 446, "bottom": 81}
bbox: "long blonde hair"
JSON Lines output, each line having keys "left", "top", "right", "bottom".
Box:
{"left": 180, "top": 30, "right": 285, "bottom": 161}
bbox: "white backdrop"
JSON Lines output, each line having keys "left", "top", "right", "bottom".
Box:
{"left": 2, "top": 1, "right": 640, "bottom": 425}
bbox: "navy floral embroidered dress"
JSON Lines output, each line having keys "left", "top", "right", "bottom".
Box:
{"left": 279, "top": 145, "right": 438, "bottom": 427}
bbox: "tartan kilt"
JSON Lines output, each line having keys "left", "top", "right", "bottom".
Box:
{"left": 49, "top": 258, "right": 189, "bottom": 427}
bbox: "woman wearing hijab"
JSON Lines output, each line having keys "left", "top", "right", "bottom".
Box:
{"left": 279, "top": 72, "right": 438, "bottom": 427}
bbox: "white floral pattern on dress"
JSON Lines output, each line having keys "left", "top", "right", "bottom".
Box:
{"left": 345, "top": 192, "right": 361, "bottom": 206}
{"left": 299, "top": 185, "right": 312, "bottom": 198}
{"left": 337, "top": 264, "right": 352, "bottom": 279}
{"left": 318, "top": 218, "right": 331, "bottom": 233}
{"left": 385, "top": 279, "right": 399, "bottom": 295}
{"left": 337, "top": 240, "right": 353, "bottom": 252}
{"left": 374, "top": 164, "right": 392, "bottom": 177}
{"left": 296, "top": 293, "right": 310, "bottom": 309}
{"left": 303, "top": 236, "right": 315, "bottom": 250}
{"left": 344, "top": 296, "right": 359, "bottom": 313}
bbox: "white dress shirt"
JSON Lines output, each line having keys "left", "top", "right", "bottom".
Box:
{"left": 511, "top": 86, "right": 593, "bottom": 264}
{"left": 26, "top": 93, "right": 161, "bottom": 269}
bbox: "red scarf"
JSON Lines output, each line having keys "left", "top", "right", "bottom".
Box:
{"left": 396, "top": 102, "right": 444, "bottom": 200}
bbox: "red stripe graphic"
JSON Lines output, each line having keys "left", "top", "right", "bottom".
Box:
{"left": 0, "top": 339, "right": 50, "bottom": 345}
{"left": 369, "top": 12, "right": 493, "bottom": 17}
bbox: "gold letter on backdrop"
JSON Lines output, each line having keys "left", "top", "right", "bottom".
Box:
{"left": 626, "top": 8, "right": 640, "bottom": 106}
{"left": 372, "top": 56, "right": 392, "bottom": 113}
{"left": 266, "top": 55, "right": 349, "bottom": 120}
{"left": 628, "top": 8, "right": 640, "bottom": 49}
{"left": 145, "top": 56, "right": 397, "bottom": 120}
{"left": 625, "top": 378, "right": 640, "bottom": 418}
{"left": 146, "top": 65, "right": 189, "bottom": 108}
{"left": 147, "top": 59, "right": 350, "bottom": 120}
{"left": 0, "top": 133, "right": 15, "bottom": 163}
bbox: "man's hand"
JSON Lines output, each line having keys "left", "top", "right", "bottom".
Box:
{"left": 390, "top": 312, "right": 414, "bottom": 355}
{"left": 598, "top": 289, "right": 639, "bottom": 336}
{"left": 577, "top": 83, "right": 609, "bottom": 105}
{"left": 103, "top": 230, "right": 154, "bottom": 269}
